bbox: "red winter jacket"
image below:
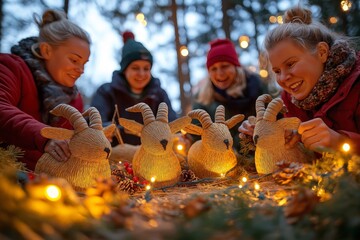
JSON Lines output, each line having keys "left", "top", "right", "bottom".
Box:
{"left": 282, "top": 52, "right": 360, "bottom": 154}
{"left": 0, "top": 54, "right": 83, "bottom": 170}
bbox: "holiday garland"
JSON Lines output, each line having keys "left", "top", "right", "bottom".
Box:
{"left": 1, "top": 143, "right": 360, "bottom": 239}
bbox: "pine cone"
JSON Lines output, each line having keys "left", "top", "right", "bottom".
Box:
{"left": 111, "top": 169, "right": 128, "bottom": 178}
{"left": 117, "top": 179, "right": 138, "bottom": 195}
{"left": 285, "top": 188, "right": 320, "bottom": 224}
{"left": 180, "top": 169, "right": 198, "bottom": 182}
{"left": 273, "top": 161, "right": 304, "bottom": 185}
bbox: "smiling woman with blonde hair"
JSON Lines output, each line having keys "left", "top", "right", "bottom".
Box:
{"left": 238, "top": 5, "right": 360, "bottom": 154}
{"left": 0, "top": 9, "right": 91, "bottom": 170}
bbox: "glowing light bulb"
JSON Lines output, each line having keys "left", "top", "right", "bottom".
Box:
{"left": 254, "top": 182, "right": 260, "bottom": 190}
{"left": 180, "top": 46, "right": 189, "bottom": 57}
{"left": 241, "top": 177, "right": 247, "bottom": 183}
{"left": 150, "top": 176, "right": 156, "bottom": 183}
{"left": 136, "top": 13, "right": 145, "bottom": 22}
{"left": 44, "top": 185, "right": 62, "bottom": 201}
{"left": 220, "top": 173, "right": 225, "bottom": 178}
{"left": 342, "top": 143, "right": 350, "bottom": 152}
{"left": 176, "top": 144, "right": 184, "bottom": 151}
{"left": 145, "top": 185, "right": 151, "bottom": 190}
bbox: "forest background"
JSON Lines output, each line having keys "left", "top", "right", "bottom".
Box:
{"left": 1, "top": 0, "right": 359, "bottom": 115}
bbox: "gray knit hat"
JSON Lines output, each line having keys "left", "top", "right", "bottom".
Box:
{"left": 120, "top": 31, "right": 153, "bottom": 73}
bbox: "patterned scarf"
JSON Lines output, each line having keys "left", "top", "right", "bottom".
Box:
{"left": 292, "top": 40, "right": 357, "bottom": 110}
{"left": 11, "top": 37, "right": 78, "bottom": 124}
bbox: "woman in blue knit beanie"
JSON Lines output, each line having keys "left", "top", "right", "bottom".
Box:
{"left": 91, "top": 31, "right": 177, "bottom": 146}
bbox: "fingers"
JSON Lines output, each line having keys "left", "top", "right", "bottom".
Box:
{"left": 298, "top": 118, "right": 341, "bottom": 151}
{"left": 44, "top": 140, "right": 71, "bottom": 162}
{"left": 284, "top": 129, "right": 301, "bottom": 149}
{"left": 238, "top": 120, "right": 255, "bottom": 138}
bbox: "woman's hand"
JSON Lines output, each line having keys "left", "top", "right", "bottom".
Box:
{"left": 44, "top": 139, "right": 71, "bottom": 162}
{"left": 298, "top": 118, "right": 345, "bottom": 152}
{"left": 284, "top": 129, "right": 301, "bottom": 149}
{"left": 238, "top": 119, "right": 255, "bottom": 139}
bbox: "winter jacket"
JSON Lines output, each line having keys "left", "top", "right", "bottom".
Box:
{"left": 91, "top": 70, "right": 177, "bottom": 145}
{"left": 0, "top": 54, "right": 83, "bottom": 170}
{"left": 282, "top": 52, "right": 360, "bottom": 154}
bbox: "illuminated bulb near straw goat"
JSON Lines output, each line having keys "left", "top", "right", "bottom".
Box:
{"left": 45, "top": 185, "right": 62, "bottom": 201}
{"left": 342, "top": 143, "right": 350, "bottom": 152}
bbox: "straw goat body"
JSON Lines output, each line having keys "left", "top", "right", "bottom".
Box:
{"left": 185, "top": 105, "right": 245, "bottom": 178}
{"left": 119, "top": 102, "right": 191, "bottom": 188}
{"left": 253, "top": 94, "right": 313, "bottom": 174}
{"left": 35, "top": 104, "right": 115, "bottom": 192}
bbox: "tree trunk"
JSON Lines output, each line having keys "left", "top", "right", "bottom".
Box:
{"left": 171, "top": 0, "right": 192, "bottom": 116}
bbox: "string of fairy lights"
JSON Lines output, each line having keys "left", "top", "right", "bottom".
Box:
{"left": 134, "top": 1, "right": 354, "bottom": 82}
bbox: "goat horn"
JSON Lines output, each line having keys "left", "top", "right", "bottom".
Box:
{"left": 83, "top": 107, "right": 103, "bottom": 130}
{"left": 264, "top": 98, "right": 284, "bottom": 121}
{"left": 156, "top": 102, "right": 168, "bottom": 123}
{"left": 126, "top": 103, "right": 155, "bottom": 125}
{"left": 215, "top": 105, "right": 225, "bottom": 124}
{"left": 188, "top": 109, "right": 212, "bottom": 129}
{"left": 50, "top": 104, "right": 88, "bottom": 132}
{"left": 255, "top": 94, "right": 272, "bottom": 121}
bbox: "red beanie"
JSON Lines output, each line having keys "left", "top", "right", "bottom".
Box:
{"left": 206, "top": 39, "right": 241, "bottom": 69}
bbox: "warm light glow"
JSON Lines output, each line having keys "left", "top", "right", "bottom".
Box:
{"left": 317, "top": 188, "right": 325, "bottom": 197}
{"left": 342, "top": 143, "right": 350, "bottom": 152}
{"left": 238, "top": 184, "right": 243, "bottom": 188}
{"left": 44, "top": 185, "right": 62, "bottom": 201}
{"left": 241, "top": 177, "right": 247, "bottom": 183}
{"left": 220, "top": 173, "right": 225, "bottom": 178}
{"left": 145, "top": 185, "right": 151, "bottom": 190}
{"left": 278, "top": 198, "right": 287, "bottom": 206}
{"left": 329, "top": 16, "right": 338, "bottom": 24}
{"left": 341, "top": 0, "right": 352, "bottom": 11}
{"left": 136, "top": 13, "right": 145, "bottom": 22}
{"left": 254, "top": 182, "right": 260, "bottom": 190}
{"left": 118, "top": 161, "right": 122, "bottom": 164}
{"left": 176, "top": 144, "right": 184, "bottom": 151}
{"left": 150, "top": 176, "right": 156, "bottom": 183}
{"left": 136, "top": 13, "right": 147, "bottom": 27}
{"left": 238, "top": 35, "right": 250, "bottom": 49}
{"left": 259, "top": 69, "right": 269, "bottom": 78}
{"left": 269, "top": 15, "right": 277, "bottom": 23}
{"left": 277, "top": 16, "right": 283, "bottom": 24}
{"left": 180, "top": 129, "right": 187, "bottom": 135}
{"left": 180, "top": 46, "right": 189, "bottom": 57}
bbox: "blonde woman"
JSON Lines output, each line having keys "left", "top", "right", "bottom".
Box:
{"left": 0, "top": 9, "right": 91, "bottom": 170}
{"left": 193, "top": 38, "right": 265, "bottom": 150}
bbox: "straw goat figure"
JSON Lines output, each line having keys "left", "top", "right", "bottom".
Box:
{"left": 253, "top": 94, "right": 313, "bottom": 174}
{"left": 119, "top": 102, "right": 191, "bottom": 188}
{"left": 185, "top": 105, "right": 245, "bottom": 178}
{"left": 35, "top": 104, "right": 116, "bottom": 192}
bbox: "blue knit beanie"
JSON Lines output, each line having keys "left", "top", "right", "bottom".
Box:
{"left": 120, "top": 31, "right": 153, "bottom": 73}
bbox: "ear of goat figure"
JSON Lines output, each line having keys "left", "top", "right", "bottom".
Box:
{"left": 40, "top": 104, "right": 89, "bottom": 140}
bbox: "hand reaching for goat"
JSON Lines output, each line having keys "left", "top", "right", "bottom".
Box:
{"left": 44, "top": 139, "right": 71, "bottom": 162}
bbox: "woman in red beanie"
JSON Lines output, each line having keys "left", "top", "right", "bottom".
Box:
{"left": 192, "top": 38, "right": 266, "bottom": 151}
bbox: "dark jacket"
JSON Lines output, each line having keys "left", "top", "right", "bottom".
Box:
{"left": 0, "top": 54, "right": 83, "bottom": 170}
{"left": 282, "top": 52, "right": 360, "bottom": 154}
{"left": 192, "top": 72, "right": 265, "bottom": 150}
{"left": 91, "top": 70, "right": 177, "bottom": 145}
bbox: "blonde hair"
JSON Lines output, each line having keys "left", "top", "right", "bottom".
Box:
{"left": 264, "top": 6, "right": 339, "bottom": 53}
{"left": 196, "top": 66, "right": 247, "bottom": 105}
{"left": 31, "top": 9, "right": 91, "bottom": 57}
